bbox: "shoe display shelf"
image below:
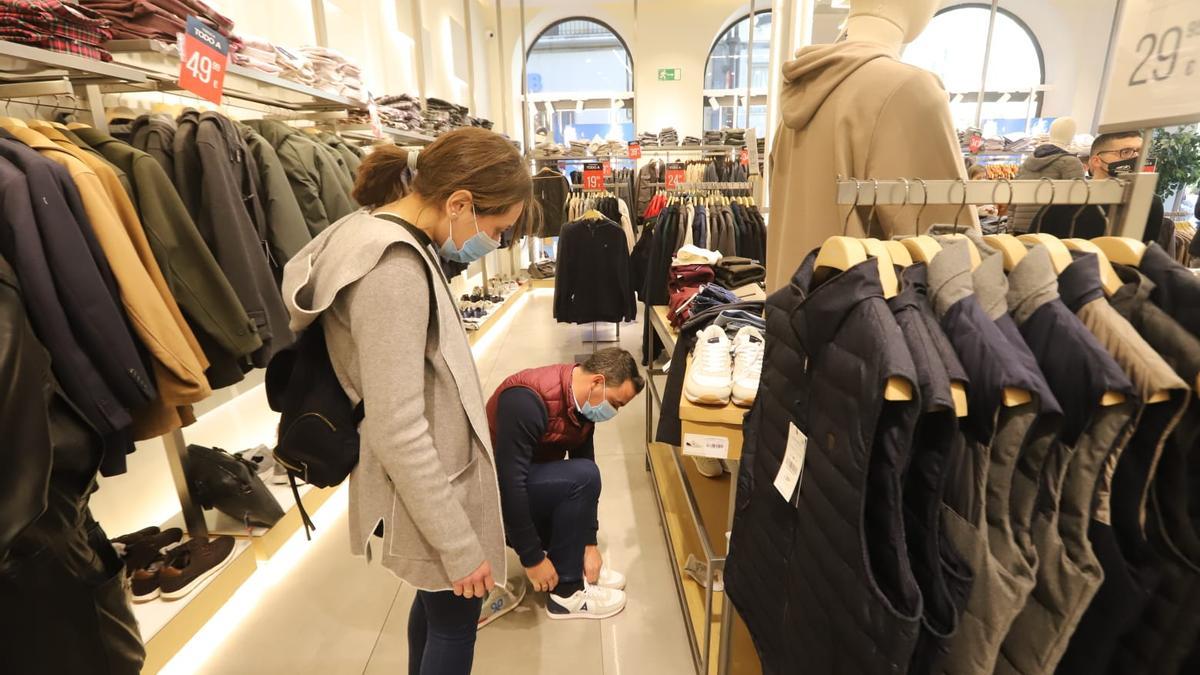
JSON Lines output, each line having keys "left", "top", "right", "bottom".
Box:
{"left": 644, "top": 306, "right": 761, "bottom": 675}
{"left": 466, "top": 282, "right": 528, "bottom": 347}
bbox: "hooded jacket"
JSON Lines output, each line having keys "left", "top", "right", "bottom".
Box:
{"left": 1010, "top": 145, "right": 1086, "bottom": 232}
{"left": 766, "top": 41, "right": 968, "bottom": 291}
{"left": 282, "top": 210, "right": 505, "bottom": 591}
{"left": 238, "top": 124, "right": 313, "bottom": 272}
{"left": 244, "top": 119, "right": 356, "bottom": 235}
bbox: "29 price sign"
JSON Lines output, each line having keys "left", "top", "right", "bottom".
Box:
{"left": 179, "top": 16, "right": 229, "bottom": 106}
{"left": 664, "top": 162, "right": 687, "bottom": 190}
{"left": 1100, "top": 0, "right": 1200, "bottom": 132}
{"left": 582, "top": 162, "right": 605, "bottom": 191}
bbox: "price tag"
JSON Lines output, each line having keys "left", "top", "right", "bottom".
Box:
{"left": 368, "top": 102, "right": 385, "bottom": 139}
{"left": 582, "top": 162, "right": 605, "bottom": 191}
{"left": 178, "top": 16, "right": 229, "bottom": 106}
{"left": 1099, "top": 0, "right": 1200, "bottom": 132}
{"left": 773, "top": 423, "right": 808, "bottom": 504}
{"left": 683, "top": 433, "right": 730, "bottom": 459}
{"left": 664, "top": 162, "right": 687, "bottom": 190}
{"left": 603, "top": 160, "right": 613, "bottom": 178}
{"left": 627, "top": 141, "right": 642, "bottom": 159}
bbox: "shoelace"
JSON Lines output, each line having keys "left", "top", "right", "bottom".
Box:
{"left": 734, "top": 339, "right": 764, "bottom": 377}
{"left": 699, "top": 336, "right": 732, "bottom": 372}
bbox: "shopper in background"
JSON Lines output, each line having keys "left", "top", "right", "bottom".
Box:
{"left": 1009, "top": 137, "right": 1085, "bottom": 232}
{"left": 485, "top": 348, "right": 644, "bottom": 620}
{"left": 1033, "top": 131, "right": 1168, "bottom": 249}
{"left": 282, "top": 128, "right": 531, "bottom": 675}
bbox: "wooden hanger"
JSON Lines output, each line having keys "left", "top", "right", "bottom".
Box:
{"left": 0, "top": 97, "right": 28, "bottom": 128}
{"left": 861, "top": 238, "right": 899, "bottom": 299}
{"left": 1092, "top": 237, "right": 1146, "bottom": 266}
{"left": 1064, "top": 239, "right": 1123, "bottom": 295}
{"left": 939, "top": 179, "right": 982, "bottom": 269}
{"left": 981, "top": 180, "right": 1027, "bottom": 270}
{"left": 901, "top": 178, "right": 943, "bottom": 263}
{"left": 66, "top": 122, "right": 92, "bottom": 130}
{"left": 1016, "top": 178, "right": 1073, "bottom": 273}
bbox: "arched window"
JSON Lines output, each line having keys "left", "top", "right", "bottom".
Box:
{"left": 703, "top": 11, "right": 772, "bottom": 136}
{"left": 903, "top": 5, "right": 1045, "bottom": 134}
{"left": 525, "top": 18, "right": 634, "bottom": 144}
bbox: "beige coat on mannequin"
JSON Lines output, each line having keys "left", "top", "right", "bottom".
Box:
{"left": 765, "top": 0, "right": 968, "bottom": 291}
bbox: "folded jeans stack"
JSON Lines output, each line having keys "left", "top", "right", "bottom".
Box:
{"left": 682, "top": 136, "right": 702, "bottom": 147}
{"left": 704, "top": 130, "right": 723, "bottom": 145}
{"left": 638, "top": 131, "right": 660, "bottom": 147}
{"left": 78, "top": 0, "right": 232, "bottom": 42}
{"left": 721, "top": 128, "right": 746, "bottom": 146}
{"left": 714, "top": 256, "right": 766, "bottom": 288}
{"left": 658, "top": 127, "right": 679, "bottom": 146}
{"left": 1, "top": 0, "right": 114, "bottom": 61}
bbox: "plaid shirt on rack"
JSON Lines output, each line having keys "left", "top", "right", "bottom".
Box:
{"left": 0, "top": 1, "right": 113, "bottom": 59}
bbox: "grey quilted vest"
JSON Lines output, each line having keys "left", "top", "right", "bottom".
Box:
{"left": 924, "top": 242, "right": 1060, "bottom": 675}
{"left": 727, "top": 252, "right": 923, "bottom": 674}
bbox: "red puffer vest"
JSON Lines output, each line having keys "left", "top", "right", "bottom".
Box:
{"left": 485, "top": 364, "right": 593, "bottom": 463}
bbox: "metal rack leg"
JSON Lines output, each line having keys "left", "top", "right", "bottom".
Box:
{"left": 717, "top": 462, "right": 740, "bottom": 675}
{"left": 162, "top": 428, "right": 209, "bottom": 540}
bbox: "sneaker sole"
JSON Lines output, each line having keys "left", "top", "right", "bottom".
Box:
{"left": 731, "top": 394, "right": 756, "bottom": 407}
{"left": 159, "top": 546, "right": 238, "bottom": 601}
{"left": 478, "top": 585, "right": 527, "bottom": 629}
{"left": 684, "top": 385, "right": 732, "bottom": 406}
{"left": 544, "top": 599, "right": 627, "bottom": 621}
{"left": 132, "top": 589, "right": 160, "bottom": 603}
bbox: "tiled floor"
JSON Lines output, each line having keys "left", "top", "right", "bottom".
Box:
{"left": 167, "top": 290, "right": 695, "bottom": 675}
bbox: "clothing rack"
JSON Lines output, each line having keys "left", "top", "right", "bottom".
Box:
{"left": 835, "top": 176, "right": 1160, "bottom": 241}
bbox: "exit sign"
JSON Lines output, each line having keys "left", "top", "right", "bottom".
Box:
{"left": 658, "top": 68, "right": 681, "bottom": 81}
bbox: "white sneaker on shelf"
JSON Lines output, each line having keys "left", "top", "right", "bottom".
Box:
{"left": 731, "top": 326, "right": 765, "bottom": 407}
{"left": 546, "top": 583, "right": 627, "bottom": 620}
{"left": 594, "top": 566, "right": 626, "bottom": 591}
{"left": 685, "top": 325, "right": 733, "bottom": 405}
{"left": 692, "top": 456, "right": 725, "bottom": 478}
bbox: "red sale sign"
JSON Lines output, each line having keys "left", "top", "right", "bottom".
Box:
{"left": 968, "top": 131, "right": 984, "bottom": 154}
{"left": 179, "top": 16, "right": 229, "bottom": 106}
{"left": 603, "top": 161, "right": 612, "bottom": 178}
{"left": 740, "top": 147, "right": 749, "bottom": 166}
{"left": 627, "top": 141, "right": 642, "bottom": 159}
{"left": 582, "top": 162, "right": 605, "bottom": 191}
{"left": 664, "top": 162, "right": 687, "bottom": 190}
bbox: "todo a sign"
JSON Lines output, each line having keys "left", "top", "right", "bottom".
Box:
{"left": 582, "top": 162, "right": 605, "bottom": 191}
{"left": 664, "top": 162, "right": 687, "bottom": 190}
{"left": 1099, "top": 0, "right": 1200, "bottom": 132}
{"left": 179, "top": 16, "right": 229, "bottom": 105}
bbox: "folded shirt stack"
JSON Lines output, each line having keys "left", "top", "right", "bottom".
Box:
{"left": 372, "top": 93, "right": 424, "bottom": 130}
{"left": 297, "top": 46, "right": 369, "bottom": 104}
{"left": 274, "top": 44, "right": 316, "bottom": 86}
{"left": 721, "top": 128, "right": 746, "bottom": 146}
{"left": 638, "top": 131, "right": 660, "bottom": 147}
{"left": 658, "top": 127, "right": 679, "bottom": 145}
{"left": 2, "top": 0, "right": 113, "bottom": 61}
{"left": 714, "top": 256, "right": 766, "bottom": 288}
{"left": 423, "top": 97, "right": 469, "bottom": 136}
{"left": 230, "top": 34, "right": 280, "bottom": 75}
{"left": 78, "top": 0, "right": 232, "bottom": 42}
{"left": 704, "top": 130, "right": 723, "bottom": 145}
{"left": 682, "top": 136, "right": 702, "bottom": 146}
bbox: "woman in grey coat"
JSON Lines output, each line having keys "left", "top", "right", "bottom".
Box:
{"left": 1010, "top": 144, "right": 1085, "bottom": 232}
{"left": 282, "top": 129, "right": 531, "bottom": 675}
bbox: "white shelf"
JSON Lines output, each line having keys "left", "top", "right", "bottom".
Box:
{"left": 0, "top": 39, "right": 150, "bottom": 83}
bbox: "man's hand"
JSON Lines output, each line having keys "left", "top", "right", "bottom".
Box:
{"left": 453, "top": 561, "right": 495, "bottom": 599}
{"left": 525, "top": 558, "right": 559, "bottom": 592}
{"left": 584, "top": 545, "right": 603, "bottom": 584}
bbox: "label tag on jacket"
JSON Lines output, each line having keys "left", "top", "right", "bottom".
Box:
{"left": 774, "top": 422, "right": 807, "bottom": 504}
{"left": 683, "top": 433, "right": 729, "bottom": 459}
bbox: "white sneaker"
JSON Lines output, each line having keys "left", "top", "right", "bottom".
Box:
{"left": 692, "top": 457, "right": 725, "bottom": 478}
{"left": 546, "top": 583, "right": 627, "bottom": 620}
{"left": 594, "top": 566, "right": 626, "bottom": 591}
{"left": 731, "top": 326, "right": 764, "bottom": 407}
{"left": 685, "top": 325, "right": 733, "bottom": 405}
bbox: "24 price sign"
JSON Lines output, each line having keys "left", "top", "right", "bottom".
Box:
{"left": 582, "top": 162, "right": 605, "bottom": 191}
{"left": 179, "top": 16, "right": 229, "bottom": 106}
{"left": 664, "top": 162, "right": 687, "bottom": 190}
{"left": 1100, "top": 0, "right": 1200, "bottom": 132}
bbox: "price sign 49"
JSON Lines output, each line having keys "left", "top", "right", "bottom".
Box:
{"left": 1100, "top": 0, "right": 1200, "bottom": 132}
{"left": 179, "top": 16, "right": 230, "bottom": 106}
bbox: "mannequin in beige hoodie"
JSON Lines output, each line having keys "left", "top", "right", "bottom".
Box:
{"left": 766, "top": 0, "right": 969, "bottom": 291}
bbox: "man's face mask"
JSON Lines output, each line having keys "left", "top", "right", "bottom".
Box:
{"left": 1104, "top": 156, "right": 1139, "bottom": 176}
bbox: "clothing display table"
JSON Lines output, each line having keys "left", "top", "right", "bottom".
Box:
{"left": 645, "top": 306, "right": 760, "bottom": 675}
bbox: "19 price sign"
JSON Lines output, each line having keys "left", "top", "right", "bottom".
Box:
{"left": 1100, "top": 0, "right": 1200, "bottom": 132}
{"left": 582, "top": 162, "right": 605, "bottom": 191}
{"left": 179, "top": 16, "right": 229, "bottom": 106}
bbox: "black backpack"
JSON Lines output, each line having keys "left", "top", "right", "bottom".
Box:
{"left": 265, "top": 324, "right": 363, "bottom": 537}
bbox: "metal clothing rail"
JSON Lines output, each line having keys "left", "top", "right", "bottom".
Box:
{"left": 835, "top": 176, "right": 1160, "bottom": 241}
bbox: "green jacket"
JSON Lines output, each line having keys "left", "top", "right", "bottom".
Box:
{"left": 72, "top": 127, "right": 263, "bottom": 361}
{"left": 319, "top": 132, "right": 363, "bottom": 179}
{"left": 243, "top": 120, "right": 356, "bottom": 235}
{"left": 238, "top": 125, "right": 313, "bottom": 266}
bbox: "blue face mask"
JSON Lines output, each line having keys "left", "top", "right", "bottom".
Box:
{"left": 578, "top": 381, "right": 618, "bottom": 423}
{"left": 439, "top": 203, "right": 501, "bottom": 263}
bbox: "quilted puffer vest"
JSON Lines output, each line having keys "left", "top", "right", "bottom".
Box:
{"left": 727, "top": 253, "right": 923, "bottom": 674}
{"left": 485, "top": 364, "right": 593, "bottom": 463}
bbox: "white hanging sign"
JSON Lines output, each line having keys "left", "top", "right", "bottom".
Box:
{"left": 1098, "top": 0, "right": 1200, "bottom": 132}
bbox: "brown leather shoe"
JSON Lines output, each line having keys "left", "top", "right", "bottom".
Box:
{"left": 159, "top": 536, "right": 237, "bottom": 600}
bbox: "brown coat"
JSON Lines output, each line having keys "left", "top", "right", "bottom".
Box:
{"left": 7, "top": 125, "right": 211, "bottom": 439}
{"left": 766, "top": 41, "right": 969, "bottom": 291}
